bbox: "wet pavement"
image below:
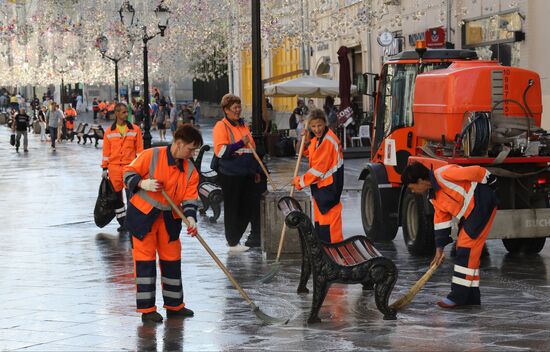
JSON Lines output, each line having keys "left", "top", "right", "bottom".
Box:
{"left": 1, "top": 113, "right": 550, "bottom": 351}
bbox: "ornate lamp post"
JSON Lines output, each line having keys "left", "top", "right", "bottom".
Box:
{"left": 96, "top": 35, "right": 130, "bottom": 102}
{"left": 119, "top": 0, "right": 170, "bottom": 149}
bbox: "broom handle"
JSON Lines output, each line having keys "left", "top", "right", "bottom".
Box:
{"left": 161, "top": 190, "right": 255, "bottom": 306}
{"left": 275, "top": 132, "right": 307, "bottom": 261}
{"left": 248, "top": 143, "right": 275, "bottom": 189}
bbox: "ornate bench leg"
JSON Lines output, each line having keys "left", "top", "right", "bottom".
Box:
{"left": 199, "top": 195, "right": 209, "bottom": 215}
{"left": 308, "top": 278, "right": 329, "bottom": 324}
{"left": 298, "top": 234, "right": 311, "bottom": 294}
{"left": 371, "top": 262, "right": 398, "bottom": 320}
{"left": 210, "top": 201, "right": 221, "bottom": 223}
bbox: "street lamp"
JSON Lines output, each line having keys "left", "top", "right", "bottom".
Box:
{"left": 119, "top": 0, "right": 171, "bottom": 149}
{"left": 95, "top": 35, "right": 130, "bottom": 102}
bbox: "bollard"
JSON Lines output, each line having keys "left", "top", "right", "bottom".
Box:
{"left": 260, "top": 190, "right": 311, "bottom": 260}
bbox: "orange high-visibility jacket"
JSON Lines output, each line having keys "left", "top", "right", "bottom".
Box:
{"left": 64, "top": 108, "right": 76, "bottom": 118}
{"left": 101, "top": 121, "right": 143, "bottom": 169}
{"left": 431, "top": 164, "right": 492, "bottom": 246}
{"left": 297, "top": 127, "right": 344, "bottom": 214}
{"left": 98, "top": 101, "right": 106, "bottom": 111}
{"left": 123, "top": 146, "right": 199, "bottom": 240}
{"left": 212, "top": 117, "right": 257, "bottom": 176}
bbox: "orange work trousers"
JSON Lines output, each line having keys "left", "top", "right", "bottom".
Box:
{"left": 448, "top": 208, "right": 497, "bottom": 305}
{"left": 313, "top": 199, "right": 343, "bottom": 243}
{"left": 132, "top": 215, "right": 184, "bottom": 313}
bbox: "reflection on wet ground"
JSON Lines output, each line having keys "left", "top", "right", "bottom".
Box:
{"left": 0, "top": 113, "right": 549, "bottom": 351}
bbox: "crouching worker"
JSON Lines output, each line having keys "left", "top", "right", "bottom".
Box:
{"left": 123, "top": 124, "right": 202, "bottom": 323}
{"left": 401, "top": 162, "right": 497, "bottom": 308}
{"left": 291, "top": 109, "right": 344, "bottom": 243}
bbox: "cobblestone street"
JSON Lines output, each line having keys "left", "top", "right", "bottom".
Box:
{"left": 0, "top": 113, "right": 549, "bottom": 351}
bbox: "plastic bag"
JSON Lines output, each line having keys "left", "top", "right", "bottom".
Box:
{"left": 94, "top": 177, "right": 118, "bottom": 228}
{"left": 10, "top": 133, "right": 15, "bottom": 146}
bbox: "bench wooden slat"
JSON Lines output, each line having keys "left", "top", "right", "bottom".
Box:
{"left": 345, "top": 242, "right": 366, "bottom": 263}
{"left": 337, "top": 246, "right": 358, "bottom": 266}
{"left": 326, "top": 247, "right": 346, "bottom": 266}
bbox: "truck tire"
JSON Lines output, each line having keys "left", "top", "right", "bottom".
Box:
{"left": 361, "top": 174, "right": 398, "bottom": 242}
{"left": 502, "top": 238, "right": 546, "bottom": 254}
{"left": 401, "top": 190, "right": 435, "bottom": 256}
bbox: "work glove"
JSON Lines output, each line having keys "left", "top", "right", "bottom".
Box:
{"left": 139, "top": 179, "right": 163, "bottom": 192}
{"left": 186, "top": 216, "right": 198, "bottom": 237}
{"left": 292, "top": 176, "right": 303, "bottom": 191}
{"left": 101, "top": 168, "right": 108, "bottom": 179}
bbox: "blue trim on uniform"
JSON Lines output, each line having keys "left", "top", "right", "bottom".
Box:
{"left": 224, "top": 116, "right": 245, "bottom": 126}
{"left": 166, "top": 145, "right": 184, "bottom": 171}
{"left": 125, "top": 173, "right": 142, "bottom": 194}
{"left": 434, "top": 228, "right": 453, "bottom": 248}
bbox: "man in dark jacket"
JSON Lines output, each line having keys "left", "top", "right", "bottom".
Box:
{"left": 12, "top": 107, "right": 30, "bottom": 153}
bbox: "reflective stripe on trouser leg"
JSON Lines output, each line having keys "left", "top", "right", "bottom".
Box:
{"left": 114, "top": 190, "right": 126, "bottom": 226}
{"left": 160, "top": 259, "right": 184, "bottom": 310}
{"left": 313, "top": 199, "right": 343, "bottom": 243}
{"left": 135, "top": 260, "right": 156, "bottom": 312}
{"left": 448, "top": 208, "right": 496, "bottom": 305}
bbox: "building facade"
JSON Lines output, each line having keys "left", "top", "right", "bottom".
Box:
{"left": 230, "top": 0, "right": 550, "bottom": 129}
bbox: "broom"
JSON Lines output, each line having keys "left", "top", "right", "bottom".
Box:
{"left": 390, "top": 259, "right": 442, "bottom": 310}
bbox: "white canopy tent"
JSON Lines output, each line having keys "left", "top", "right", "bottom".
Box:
{"left": 264, "top": 75, "right": 357, "bottom": 97}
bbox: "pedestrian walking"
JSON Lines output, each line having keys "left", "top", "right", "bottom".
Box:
{"left": 101, "top": 103, "right": 144, "bottom": 232}
{"left": 92, "top": 98, "right": 99, "bottom": 121}
{"left": 12, "top": 107, "right": 30, "bottom": 153}
{"left": 154, "top": 103, "right": 169, "bottom": 141}
{"left": 123, "top": 124, "right": 202, "bottom": 323}
{"left": 400, "top": 162, "right": 498, "bottom": 309}
{"left": 193, "top": 99, "right": 201, "bottom": 126}
{"left": 292, "top": 109, "right": 344, "bottom": 243}
{"left": 212, "top": 93, "right": 261, "bottom": 252}
{"left": 38, "top": 106, "right": 47, "bottom": 142}
{"left": 47, "top": 103, "right": 63, "bottom": 151}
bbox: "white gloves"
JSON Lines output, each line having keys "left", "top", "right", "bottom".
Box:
{"left": 187, "top": 216, "right": 196, "bottom": 229}
{"left": 140, "top": 179, "right": 162, "bottom": 192}
{"left": 101, "top": 169, "right": 108, "bottom": 178}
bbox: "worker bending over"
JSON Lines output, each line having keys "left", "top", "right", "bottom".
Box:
{"left": 401, "top": 162, "right": 497, "bottom": 308}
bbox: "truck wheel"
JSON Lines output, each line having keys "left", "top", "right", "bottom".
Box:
{"left": 502, "top": 238, "right": 546, "bottom": 254}
{"left": 361, "top": 174, "right": 398, "bottom": 242}
{"left": 401, "top": 190, "right": 435, "bottom": 256}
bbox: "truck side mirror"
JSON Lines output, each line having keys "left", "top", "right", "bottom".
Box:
{"left": 363, "top": 73, "right": 379, "bottom": 97}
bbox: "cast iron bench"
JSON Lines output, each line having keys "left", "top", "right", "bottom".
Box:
{"left": 75, "top": 122, "right": 88, "bottom": 144}
{"left": 198, "top": 182, "right": 223, "bottom": 223}
{"left": 277, "top": 196, "right": 398, "bottom": 323}
{"left": 82, "top": 124, "right": 104, "bottom": 147}
{"left": 192, "top": 145, "right": 223, "bottom": 222}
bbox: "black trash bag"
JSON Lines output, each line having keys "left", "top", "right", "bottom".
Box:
{"left": 94, "top": 177, "right": 118, "bottom": 228}
{"left": 10, "top": 133, "right": 15, "bottom": 146}
{"left": 275, "top": 137, "right": 295, "bottom": 157}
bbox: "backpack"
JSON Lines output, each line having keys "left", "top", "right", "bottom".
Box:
{"left": 289, "top": 113, "right": 298, "bottom": 130}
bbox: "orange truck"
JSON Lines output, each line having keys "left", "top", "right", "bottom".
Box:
{"left": 360, "top": 44, "right": 550, "bottom": 255}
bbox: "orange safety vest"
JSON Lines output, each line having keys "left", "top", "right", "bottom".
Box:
{"left": 98, "top": 102, "right": 106, "bottom": 111}
{"left": 213, "top": 118, "right": 255, "bottom": 156}
{"left": 431, "top": 164, "right": 490, "bottom": 235}
{"left": 212, "top": 117, "right": 257, "bottom": 176}
{"left": 123, "top": 147, "right": 199, "bottom": 239}
{"left": 64, "top": 108, "right": 76, "bottom": 117}
{"left": 101, "top": 121, "right": 143, "bottom": 169}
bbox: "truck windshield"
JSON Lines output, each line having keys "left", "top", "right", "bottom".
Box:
{"left": 373, "top": 62, "right": 452, "bottom": 154}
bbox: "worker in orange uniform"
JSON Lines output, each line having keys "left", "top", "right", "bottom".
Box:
{"left": 123, "top": 124, "right": 202, "bottom": 323}
{"left": 292, "top": 109, "right": 344, "bottom": 243}
{"left": 64, "top": 105, "right": 77, "bottom": 141}
{"left": 212, "top": 93, "right": 261, "bottom": 252}
{"left": 401, "top": 162, "right": 497, "bottom": 308}
{"left": 98, "top": 100, "right": 106, "bottom": 120}
{"left": 101, "top": 103, "right": 144, "bottom": 232}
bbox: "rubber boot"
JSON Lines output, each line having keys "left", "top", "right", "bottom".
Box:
{"left": 141, "top": 311, "right": 163, "bottom": 323}
{"left": 166, "top": 307, "right": 194, "bottom": 318}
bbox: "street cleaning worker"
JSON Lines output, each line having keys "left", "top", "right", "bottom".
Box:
{"left": 64, "top": 106, "right": 77, "bottom": 141}
{"left": 401, "top": 161, "right": 497, "bottom": 308}
{"left": 212, "top": 93, "right": 261, "bottom": 252}
{"left": 292, "top": 108, "right": 344, "bottom": 243}
{"left": 101, "top": 103, "right": 143, "bottom": 232}
{"left": 123, "top": 124, "right": 202, "bottom": 323}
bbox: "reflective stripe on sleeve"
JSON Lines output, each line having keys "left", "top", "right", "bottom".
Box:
{"left": 102, "top": 156, "right": 109, "bottom": 161}
{"left": 126, "top": 131, "right": 138, "bottom": 137}
{"left": 137, "top": 190, "right": 171, "bottom": 211}
{"left": 107, "top": 133, "right": 122, "bottom": 139}
{"left": 217, "top": 145, "right": 227, "bottom": 158}
{"left": 434, "top": 220, "right": 452, "bottom": 230}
